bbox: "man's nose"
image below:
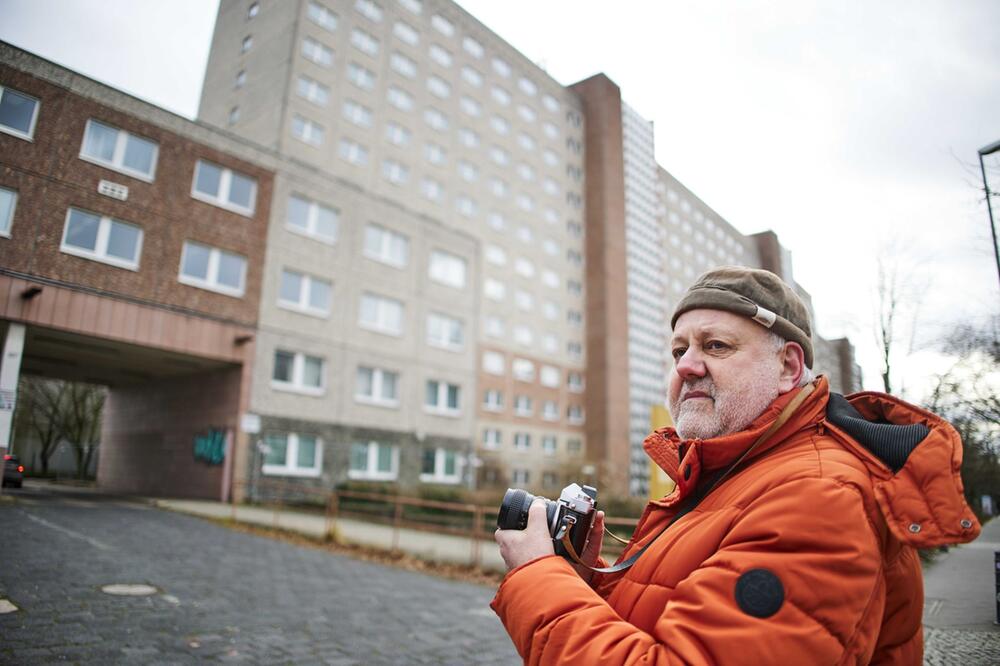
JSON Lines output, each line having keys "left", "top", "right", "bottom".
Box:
{"left": 675, "top": 348, "right": 707, "bottom": 380}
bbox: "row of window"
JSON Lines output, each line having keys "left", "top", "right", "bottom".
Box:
{"left": 481, "top": 354, "right": 585, "bottom": 391}
{"left": 481, "top": 391, "right": 585, "bottom": 423}
{"left": 481, "top": 429, "right": 583, "bottom": 456}
{"left": 0, "top": 85, "right": 260, "bottom": 218}
{"left": 262, "top": 432, "right": 461, "bottom": 484}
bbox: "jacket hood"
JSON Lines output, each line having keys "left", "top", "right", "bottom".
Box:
{"left": 827, "top": 390, "right": 980, "bottom": 548}
{"left": 644, "top": 377, "right": 980, "bottom": 548}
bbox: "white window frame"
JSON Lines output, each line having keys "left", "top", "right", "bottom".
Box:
{"left": 387, "top": 85, "right": 414, "bottom": 110}
{"left": 291, "top": 114, "right": 325, "bottom": 146}
{"left": 390, "top": 49, "right": 417, "bottom": 77}
{"left": 359, "top": 292, "right": 404, "bottom": 336}
{"left": 426, "top": 312, "right": 464, "bottom": 351}
{"left": 350, "top": 28, "right": 380, "bottom": 56}
{"left": 363, "top": 224, "right": 409, "bottom": 268}
{"left": 540, "top": 365, "right": 560, "bottom": 388}
{"left": 355, "top": 0, "right": 383, "bottom": 22}
{"left": 482, "top": 351, "right": 505, "bottom": 375}
{"left": 429, "top": 44, "right": 452, "bottom": 68}
{"left": 384, "top": 122, "right": 411, "bottom": 146}
{"left": 483, "top": 429, "right": 501, "bottom": 450}
{"left": 342, "top": 100, "right": 373, "bottom": 127}
{"left": 393, "top": 21, "right": 419, "bottom": 46}
{"left": 542, "top": 401, "right": 559, "bottom": 422}
{"left": 278, "top": 268, "right": 331, "bottom": 317}
{"left": 79, "top": 119, "right": 159, "bottom": 182}
{"left": 462, "top": 36, "right": 484, "bottom": 58}
{"left": 0, "top": 85, "right": 42, "bottom": 141}
{"left": 568, "top": 405, "right": 585, "bottom": 425}
{"left": 349, "top": 441, "right": 399, "bottom": 481}
{"left": 60, "top": 207, "right": 143, "bottom": 271}
{"left": 0, "top": 186, "right": 16, "bottom": 237}
{"left": 307, "top": 1, "right": 338, "bottom": 31}
{"left": 514, "top": 395, "right": 533, "bottom": 417}
{"left": 191, "top": 160, "right": 257, "bottom": 216}
{"left": 347, "top": 62, "right": 376, "bottom": 90}
{"left": 482, "top": 389, "right": 503, "bottom": 412}
{"left": 286, "top": 194, "right": 338, "bottom": 245}
{"left": 430, "top": 14, "right": 454, "bottom": 36}
{"left": 428, "top": 250, "right": 466, "bottom": 288}
{"left": 512, "top": 358, "right": 535, "bottom": 382}
{"left": 178, "top": 241, "right": 247, "bottom": 297}
{"left": 484, "top": 278, "right": 506, "bottom": 301}
{"left": 424, "top": 380, "right": 461, "bottom": 417}
{"left": 355, "top": 366, "right": 400, "bottom": 407}
{"left": 271, "top": 350, "right": 326, "bottom": 396}
{"left": 262, "top": 433, "right": 323, "bottom": 477}
{"left": 381, "top": 159, "right": 409, "bottom": 185}
{"left": 338, "top": 138, "right": 369, "bottom": 166}
{"left": 420, "top": 447, "right": 460, "bottom": 484}
{"left": 542, "top": 436, "right": 557, "bottom": 456}
{"left": 514, "top": 433, "right": 530, "bottom": 451}
{"left": 302, "top": 37, "right": 334, "bottom": 67}
{"left": 568, "top": 372, "right": 585, "bottom": 393}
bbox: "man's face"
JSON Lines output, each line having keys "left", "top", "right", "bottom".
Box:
{"left": 668, "top": 309, "right": 784, "bottom": 440}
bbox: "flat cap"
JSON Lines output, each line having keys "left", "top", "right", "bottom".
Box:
{"left": 671, "top": 266, "right": 814, "bottom": 368}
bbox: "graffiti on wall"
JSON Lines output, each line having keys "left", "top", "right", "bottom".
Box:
{"left": 193, "top": 428, "right": 227, "bottom": 465}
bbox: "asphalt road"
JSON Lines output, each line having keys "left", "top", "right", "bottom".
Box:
{"left": 0, "top": 484, "right": 519, "bottom": 665}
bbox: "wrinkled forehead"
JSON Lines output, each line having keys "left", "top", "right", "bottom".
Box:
{"left": 670, "top": 308, "right": 766, "bottom": 343}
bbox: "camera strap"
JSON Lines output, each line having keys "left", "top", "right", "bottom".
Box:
{"left": 563, "top": 382, "right": 816, "bottom": 575}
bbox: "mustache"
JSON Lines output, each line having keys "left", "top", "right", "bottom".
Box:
{"left": 681, "top": 378, "right": 716, "bottom": 399}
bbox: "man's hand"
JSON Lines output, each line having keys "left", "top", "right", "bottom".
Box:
{"left": 495, "top": 499, "right": 554, "bottom": 571}
{"left": 571, "top": 510, "right": 605, "bottom": 584}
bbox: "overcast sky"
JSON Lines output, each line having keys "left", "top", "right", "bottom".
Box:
{"left": 2, "top": 0, "right": 998, "bottom": 398}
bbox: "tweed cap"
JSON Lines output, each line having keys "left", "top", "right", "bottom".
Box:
{"left": 671, "top": 266, "right": 814, "bottom": 368}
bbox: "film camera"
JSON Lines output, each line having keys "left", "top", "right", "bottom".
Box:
{"left": 496, "top": 483, "right": 598, "bottom": 560}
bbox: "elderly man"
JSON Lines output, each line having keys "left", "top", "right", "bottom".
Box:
{"left": 493, "top": 267, "right": 980, "bottom": 665}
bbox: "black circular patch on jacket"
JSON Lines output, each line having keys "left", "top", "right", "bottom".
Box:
{"left": 734, "top": 569, "right": 784, "bottom": 618}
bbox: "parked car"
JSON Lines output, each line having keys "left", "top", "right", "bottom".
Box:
{"left": 3, "top": 454, "right": 24, "bottom": 488}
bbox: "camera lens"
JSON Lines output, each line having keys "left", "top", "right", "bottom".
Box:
{"left": 497, "top": 488, "right": 535, "bottom": 530}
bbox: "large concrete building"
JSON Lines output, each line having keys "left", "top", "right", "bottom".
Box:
{"left": 0, "top": 0, "right": 861, "bottom": 501}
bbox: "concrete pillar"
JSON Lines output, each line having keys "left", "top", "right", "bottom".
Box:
{"left": 0, "top": 323, "right": 26, "bottom": 454}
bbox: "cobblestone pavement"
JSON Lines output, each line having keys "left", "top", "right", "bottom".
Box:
{"left": 924, "top": 627, "right": 1000, "bottom": 666}
{"left": 0, "top": 485, "right": 519, "bottom": 665}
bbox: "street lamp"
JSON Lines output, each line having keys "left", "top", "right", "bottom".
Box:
{"left": 977, "top": 139, "right": 1000, "bottom": 291}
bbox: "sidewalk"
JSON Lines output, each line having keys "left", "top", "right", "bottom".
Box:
{"left": 154, "top": 498, "right": 507, "bottom": 573}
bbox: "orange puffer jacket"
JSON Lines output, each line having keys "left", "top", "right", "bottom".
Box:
{"left": 491, "top": 377, "right": 980, "bottom": 665}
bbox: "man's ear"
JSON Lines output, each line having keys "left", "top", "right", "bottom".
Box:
{"left": 777, "top": 341, "right": 805, "bottom": 393}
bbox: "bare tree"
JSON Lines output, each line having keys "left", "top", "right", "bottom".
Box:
{"left": 872, "top": 243, "right": 928, "bottom": 396}
{"left": 59, "top": 382, "right": 105, "bottom": 479}
{"left": 14, "top": 378, "right": 67, "bottom": 476}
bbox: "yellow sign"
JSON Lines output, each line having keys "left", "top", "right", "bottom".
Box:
{"left": 648, "top": 405, "right": 676, "bottom": 500}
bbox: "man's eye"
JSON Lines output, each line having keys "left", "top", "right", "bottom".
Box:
{"left": 671, "top": 347, "right": 686, "bottom": 360}
{"left": 705, "top": 340, "right": 728, "bottom": 351}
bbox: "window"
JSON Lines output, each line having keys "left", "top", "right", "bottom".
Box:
{"left": 272, "top": 350, "right": 325, "bottom": 394}
{"left": 0, "top": 86, "right": 39, "bottom": 141}
{"left": 427, "top": 312, "right": 463, "bottom": 350}
{"left": 355, "top": 366, "right": 400, "bottom": 406}
{"left": 542, "top": 95, "right": 559, "bottom": 113}
{"left": 430, "top": 14, "right": 454, "bottom": 36}
{"left": 460, "top": 66, "right": 482, "bottom": 87}
{"left": 514, "top": 395, "right": 533, "bottom": 417}
{"left": 513, "top": 326, "right": 533, "bottom": 346}
{"left": 543, "top": 178, "right": 558, "bottom": 196}
{"left": 424, "top": 141, "right": 446, "bottom": 166}
{"left": 421, "top": 447, "right": 459, "bottom": 484}
{"left": 278, "top": 268, "right": 331, "bottom": 316}
{"left": 512, "top": 358, "right": 534, "bottom": 382}
{"left": 179, "top": 241, "right": 246, "bottom": 296}
{"left": 390, "top": 55, "right": 418, "bottom": 83}
{"left": 350, "top": 28, "right": 379, "bottom": 56}
{"left": 542, "top": 239, "right": 559, "bottom": 256}
{"left": 516, "top": 226, "right": 534, "bottom": 243}
{"left": 397, "top": 0, "right": 421, "bottom": 14}
{"left": 492, "top": 57, "right": 511, "bottom": 77}
{"left": 568, "top": 372, "right": 584, "bottom": 392}
{"left": 484, "top": 244, "right": 506, "bottom": 266}
{"left": 241, "top": 35, "right": 253, "bottom": 53}
{"left": 355, "top": 0, "right": 382, "bottom": 22}
{"left": 296, "top": 76, "right": 330, "bottom": 106}
{"left": 514, "top": 290, "right": 534, "bottom": 311}
{"left": 287, "top": 194, "right": 338, "bottom": 244}
{"left": 517, "top": 77, "right": 537, "bottom": 96}
{"left": 427, "top": 76, "right": 450, "bottom": 99}
{"left": 484, "top": 278, "right": 505, "bottom": 301}
{"left": 543, "top": 150, "right": 558, "bottom": 167}
{"left": 424, "top": 107, "right": 449, "bottom": 131}
{"left": 489, "top": 115, "right": 510, "bottom": 135}
{"left": 463, "top": 36, "right": 484, "bottom": 58}
{"left": 363, "top": 224, "right": 408, "bottom": 267}
{"left": 458, "top": 127, "right": 479, "bottom": 148}
{"left": 489, "top": 146, "right": 509, "bottom": 165}
{"left": 514, "top": 258, "right": 535, "bottom": 278}
{"left": 384, "top": 122, "right": 411, "bottom": 146}
{"left": 457, "top": 160, "right": 478, "bottom": 182}
{"left": 543, "top": 122, "right": 559, "bottom": 140}
{"left": 393, "top": 21, "right": 419, "bottom": 46}
{"left": 517, "top": 133, "right": 536, "bottom": 152}
{"left": 567, "top": 341, "right": 583, "bottom": 359}
{"left": 381, "top": 159, "right": 409, "bottom": 185}
{"left": 542, "top": 270, "right": 559, "bottom": 289}
{"left": 540, "top": 365, "right": 559, "bottom": 388}
{"left": 235, "top": 70, "right": 246, "bottom": 88}
{"left": 512, "top": 469, "right": 529, "bottom": 485}
{"left": 338, "top": 138, "right": 368, "bottom": 165}
{"left": 517, "top": 105, "right": 536, "bottom": 123}
{"left": 485, "top": 316, "right": 504, "bottom": 338}
{"left": 542, "top": 334, "right": 558, "bottom": 354}
{"left": 482, "top": 351, "right": 505, "bottom": 375}
{"left": 0, "top": 186, "right": 15, "bottom": 237}
{"left": 425, "top": 380, "right": 461, "bottom": 416}
{"left": 568, "top": 405, "right": 585, "bottom": 425}
{"left": 428, "top": 249, "right": 467, "bottom": 286}
{"left": 262, "top": 433, "right": 322, "bottom": 477}
{"left": 483, "top": 429, "right": 501, "bottom": 450}
{"left": 491, "top": 86, "right": 511, "bottom": 106}
{"left": 488, "top": 178, "right": 508, "bottom": 198}
{"left": 542, "top": 401, "right": 559, "bottom": 422}
{"left": 567, "top": 279, "right": 583, "bottom": 295}
{"left": 386, "top": 85, "right": 414, "bottom": 110}
{"left": 567, "top": 438, "right": 582, "bottom": 454}
{"left": 542, "top": 471, "right": 558, "bottom": 488}
{"left": 60, "top": 208, "right": 143, "bottom": 270}
{"left": 567, "top": 249, "right": 583, "bottom": 266}
{"left": 350, "top": 442, "right": 398, "bottom": 480}
{"left": 483, "top": 389, "right": 503, "bottom": 411}
{"left": 567, "top": 310, "right": 583, "bottom": 327}
{"left": 486, "top": 212, "right": 506, "bottom": 231}
{"left": 516, "top": 166, "right": 535, "bottom": 183}
{"left": 347, "top": 62, "right": 376, "bottom": 89}
{"left": 542, "top": 301, "right": 559, "bottom": 320}
{"left": 429, "top": 44, "right": 452, "bottom": 68}
{"left": 342, "top": 100, "right": 373, "bottom": 127}
{"left": 248, "top": 2, "right": 260, "bottom": 19}
{"left": 514, "top": 433, "right": 530, "bottom": 451}
{"left": 79, "top": 119, "right": 158, "bottom": 181}
{"left": 191, "top": 160, "right": 257, "bottom": 215}
{"left": 420, "top": 178, "right": 443, "bottom": 201}
{"left": 291, "top": 115, "right": 324, "bottom": 145}
{"left": 542, "top": 435, "right": 557, "bottom": 455}
{"left": 301, "top": 37, "right": 334, "bottom": 67}
{"left": 459, "top": 96, "right": 481, "bottom": 117}
{"left": 307, "top": 1, "right": 338, "bottom": 31}
{"left": 359, "top": 292, "right": 404, "bottom": 335}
